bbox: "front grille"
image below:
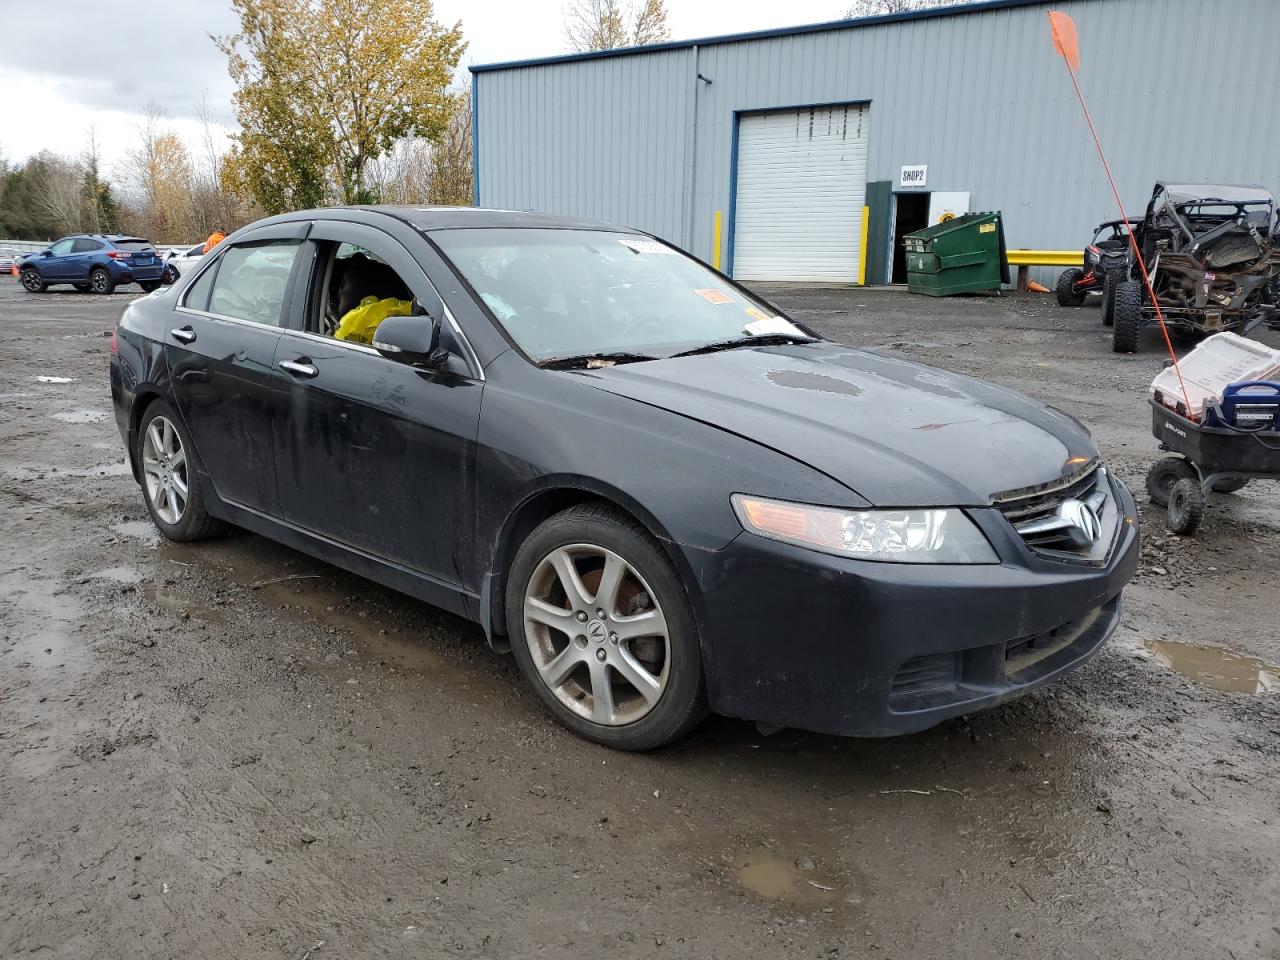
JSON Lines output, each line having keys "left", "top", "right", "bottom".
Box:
{"left": 992, "top": 461, "right": 1117, "bottom": 563}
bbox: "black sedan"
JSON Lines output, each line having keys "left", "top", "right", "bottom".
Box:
{"left": 110, "top": 207, "right": 1139, "bottom": 750}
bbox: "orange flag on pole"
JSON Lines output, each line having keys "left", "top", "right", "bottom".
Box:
{"left": 1047, "top": 10, "right": 1080, "bottom": 72}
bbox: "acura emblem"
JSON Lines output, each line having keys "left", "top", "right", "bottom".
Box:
{"left": 1056, "top": 498, "right": 1102, "bottom": 547}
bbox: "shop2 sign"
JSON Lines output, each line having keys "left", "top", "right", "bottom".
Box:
{"left": 899, "top": 165, "right": 928, "bottom": 189}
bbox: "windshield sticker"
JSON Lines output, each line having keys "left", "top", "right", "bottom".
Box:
{"left": 744, "top": 305, "right": 774, "bottom": 323}
{"left": 617, "top": 238, "right": 675, "bottom": 256}
{"left": 693, "top": 288, "right": 734, "bottom": 305}
{"left": 744, "top": 316, "right": 802, "bottom": 337}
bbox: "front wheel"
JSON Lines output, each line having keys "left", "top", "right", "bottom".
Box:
{"left": 20, "top": 268, "right": 47, "bottom": 293}
{"left": 1112, "top": 279, "right": 1144, "bottom": 353}
{"left": 506, "top": 503, "right": 708, "bottom": 750}
{"left": 135, "top": 400, "right": 227, "bottom": 542}
{"left": 1056, "top": 268, "right": 1086, "bottom": 307}
{"left": 89, "top": 267, "right": 115, "bottom": 295}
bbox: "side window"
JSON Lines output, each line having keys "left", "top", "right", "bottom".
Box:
{"left": 319, "top": 242, "right": 415, "bottom": 344}
{"left": 71, "top": 238, "right": 102, "bottom": 254}
{"left": 206, "top": 240, "right": 301, "bottom": 327}
{"left": 183, "top": 261, "right": 218, "bottom": 312}
{"left": 49, "top": 238, "right": 75, "bottom": 256}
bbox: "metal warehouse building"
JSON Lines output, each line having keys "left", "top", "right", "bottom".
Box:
{"left": 471, "top": 0, "right": 1280, "bottom": 285}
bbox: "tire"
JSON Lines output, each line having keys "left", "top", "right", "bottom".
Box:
{"left": 139, "top": 280, "right": 161, "bottom": 293}
{"left": 1112, "top": 279, "right": 1144, "bottom": 353}
{"left": 74, "top": 283, "right": 92, "bottom": 293}
{"left": 1056, "top": 268, "right": 1087, "bottom": 307}
{"left": 135, "top": 400, "right": 227, "bottom": 542}
{"left": 505, "top": 503, "right": 708, "bottom": 751}
{"left": 162, "top": 266, "right": 179, "bottom": 286}
{"left": 20, "top": 268, "right": 47, "bottom": 293}
{"left": 1145, "top": 456, "right": 1195, "bottom": 507}
{"left": 1167, "top": 478, "right": 1204, "bottom": 536}
{"left": 89, "top": 267, "right": 115, "bottom": 295}
{"left": 1210, "top": 477, "right": 1249, "bottom": 494}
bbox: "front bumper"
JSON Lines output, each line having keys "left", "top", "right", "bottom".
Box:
{"left": 685, "top": 479, "right": 1139, "bottom": 737}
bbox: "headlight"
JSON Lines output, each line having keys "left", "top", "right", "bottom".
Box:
{"left": 731, "top": 494, "right": 998, "bottom": 564}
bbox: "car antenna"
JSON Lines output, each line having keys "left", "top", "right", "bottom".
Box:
{"left": 1047, "top": 9, "right": 1192, "bottom": 418}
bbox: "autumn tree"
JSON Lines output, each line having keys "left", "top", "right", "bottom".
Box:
{"left": 122, "top": 106, "right": 199, "bottom": 242}
{"left": 565, "top": 0, "right": 670, "bottom": 51}
{"left": 218, "top": 0, "right": 466, "bottom": 212}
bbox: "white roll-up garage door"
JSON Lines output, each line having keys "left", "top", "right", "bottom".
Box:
{"left": 731, "top": 104, "right": 869, "bottom": 282}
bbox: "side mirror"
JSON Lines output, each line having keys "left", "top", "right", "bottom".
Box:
{"left": 372, "top": 314, "right": 449, "bottom": 367}
{"left": 40, "top": 250, "right": 52, "bottom": 258}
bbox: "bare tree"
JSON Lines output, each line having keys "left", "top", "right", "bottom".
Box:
{"left": 565, "top": 0, "right": 670, "bottom": 51}
{"left": 427, "top": 91, "right": 473, "bottom": 206}
{"left": 842, "top": 0, "right": 965, "bottom": 16}
{"left": 34, "top": 156, "right": 84, "bottom": 235}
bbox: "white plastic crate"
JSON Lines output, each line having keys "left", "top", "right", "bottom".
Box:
{"left": 1149, "top": 332, "right": 1280, "bottom": 419}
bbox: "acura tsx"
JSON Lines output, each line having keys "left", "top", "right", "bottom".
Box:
{"left": 109, "top": 206, "right": 1139, "bottom": 750}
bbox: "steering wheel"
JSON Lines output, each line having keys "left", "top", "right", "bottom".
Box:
{"left": 615, "top": 313, "right": 666, "bottom": 341}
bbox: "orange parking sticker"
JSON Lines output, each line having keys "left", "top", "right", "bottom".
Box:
{"left": 694, "top": 288, "right": 734, "bottom": 305}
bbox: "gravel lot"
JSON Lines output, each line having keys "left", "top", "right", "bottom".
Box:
{"left": 1, "top": 275, "right": 1277, "bottom": 959}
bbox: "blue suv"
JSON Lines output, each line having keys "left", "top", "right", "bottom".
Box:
{"left": 19, "top": 235, "right": 166, "bottom": 295}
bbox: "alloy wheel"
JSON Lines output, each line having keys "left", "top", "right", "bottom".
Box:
{"left": 523, "top": 543, "right": 670, "bottom": 726}
{"left": 20, "top": 270, "right": 43, "bottom": 292}
{"left": 91, "top": 271, "right": 111, "bottom": 293}
{"left": 141, "top": 416, "right": 189, "bottom": 525}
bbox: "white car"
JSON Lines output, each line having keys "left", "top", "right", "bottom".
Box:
{"left": 162, "top": 244, "right": 207, "bottom": 285}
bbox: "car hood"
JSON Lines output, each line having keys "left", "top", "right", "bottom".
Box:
{"left": 572, "top": 342, "right": 1097, "bottom": 506}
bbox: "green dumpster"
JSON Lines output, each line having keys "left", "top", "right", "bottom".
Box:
{"left": 904, "top": 211, "right": 1009, "bottom": 296}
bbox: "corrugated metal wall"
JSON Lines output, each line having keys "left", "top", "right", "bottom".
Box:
{"left": 474, "top": 0, "right": 1280, "bottom": 281}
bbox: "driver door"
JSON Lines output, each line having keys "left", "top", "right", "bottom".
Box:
{"left": 42, "top": 238, "right": 77, "bottom": 280}
{"left": 272, "top": 221, "right": 484, "bottom": 585}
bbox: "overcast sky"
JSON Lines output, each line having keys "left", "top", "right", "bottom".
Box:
{"left": 0, "top": 0, "right": 849, "bottom": 183}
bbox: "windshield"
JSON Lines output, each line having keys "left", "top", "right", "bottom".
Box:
{"left": 433, "top": 228, "right": 807, "bottom": 362}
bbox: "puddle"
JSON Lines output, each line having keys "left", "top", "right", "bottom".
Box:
{"left": 35, "top": 375, "right": 76, "bottom": 384}
{"left": 50, "top": 409, "right": 108, "bottom": 424}
{"left": 0, "top": 392, "right": 33, "bottom": 400}
{"left": 84, "top": 565, "right": 144, "bottom": 585}
{"left": 1143, "top": 639, "right": 1279, "bottom": 695}
{"left": 143, "top": 584, "right": 226, "bottom": 624}
{"left": 734, "top": 848, "right": 838, "bottom": 912}
{"left": 112, "top": 520, "right": 160, "bottom": 545}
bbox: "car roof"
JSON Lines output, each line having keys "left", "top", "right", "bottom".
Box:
{"left": 1157, "top": 183, "right": 1274, "bottom": 204}
{"left": 254, "top": 205, "right": 640, "bottom": 234}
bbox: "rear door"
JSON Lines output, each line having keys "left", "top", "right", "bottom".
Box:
{"left": 70, "top": 237, "right": 104, "bottom": 279}
{"left": 272, "top": 220, "right": 483, "bottom": 584}
{"left": 166, "top": 222, "right": 309, "bottom": 514}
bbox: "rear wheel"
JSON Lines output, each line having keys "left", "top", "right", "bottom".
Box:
{"left": 135, "top": 400, "right": 227, "bottom": 542}
{"left": 1056, "top": 268, "right": 1086, "bottom": 307}
{"left": 1112, "top": 279, "right": 1144, "bottom": 353}
{"left": 1146, "top": 456, "right": 1195, "bottom": 507}
{"left": 89, "top": 267, "right": 115, "bottom": 295}
{"left": 1167, "top": 478, "right": 1205, "bottom": 536}
{"left": 20, "top": 268, "right": 47, "bottom": 293}
{"left": 506, "top": 503, "right": 708, "bottom": 750}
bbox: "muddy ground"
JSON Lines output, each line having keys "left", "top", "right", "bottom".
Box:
{"left": 1, "top": 276, "right": 1277, "bottom": 960}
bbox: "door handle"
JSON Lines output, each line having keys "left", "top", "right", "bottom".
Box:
{"left": 169, "top": 326, "right": 197, "bottom": 344}
{"left": 279, "top": 358, "right": 319, "bottom": 378}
